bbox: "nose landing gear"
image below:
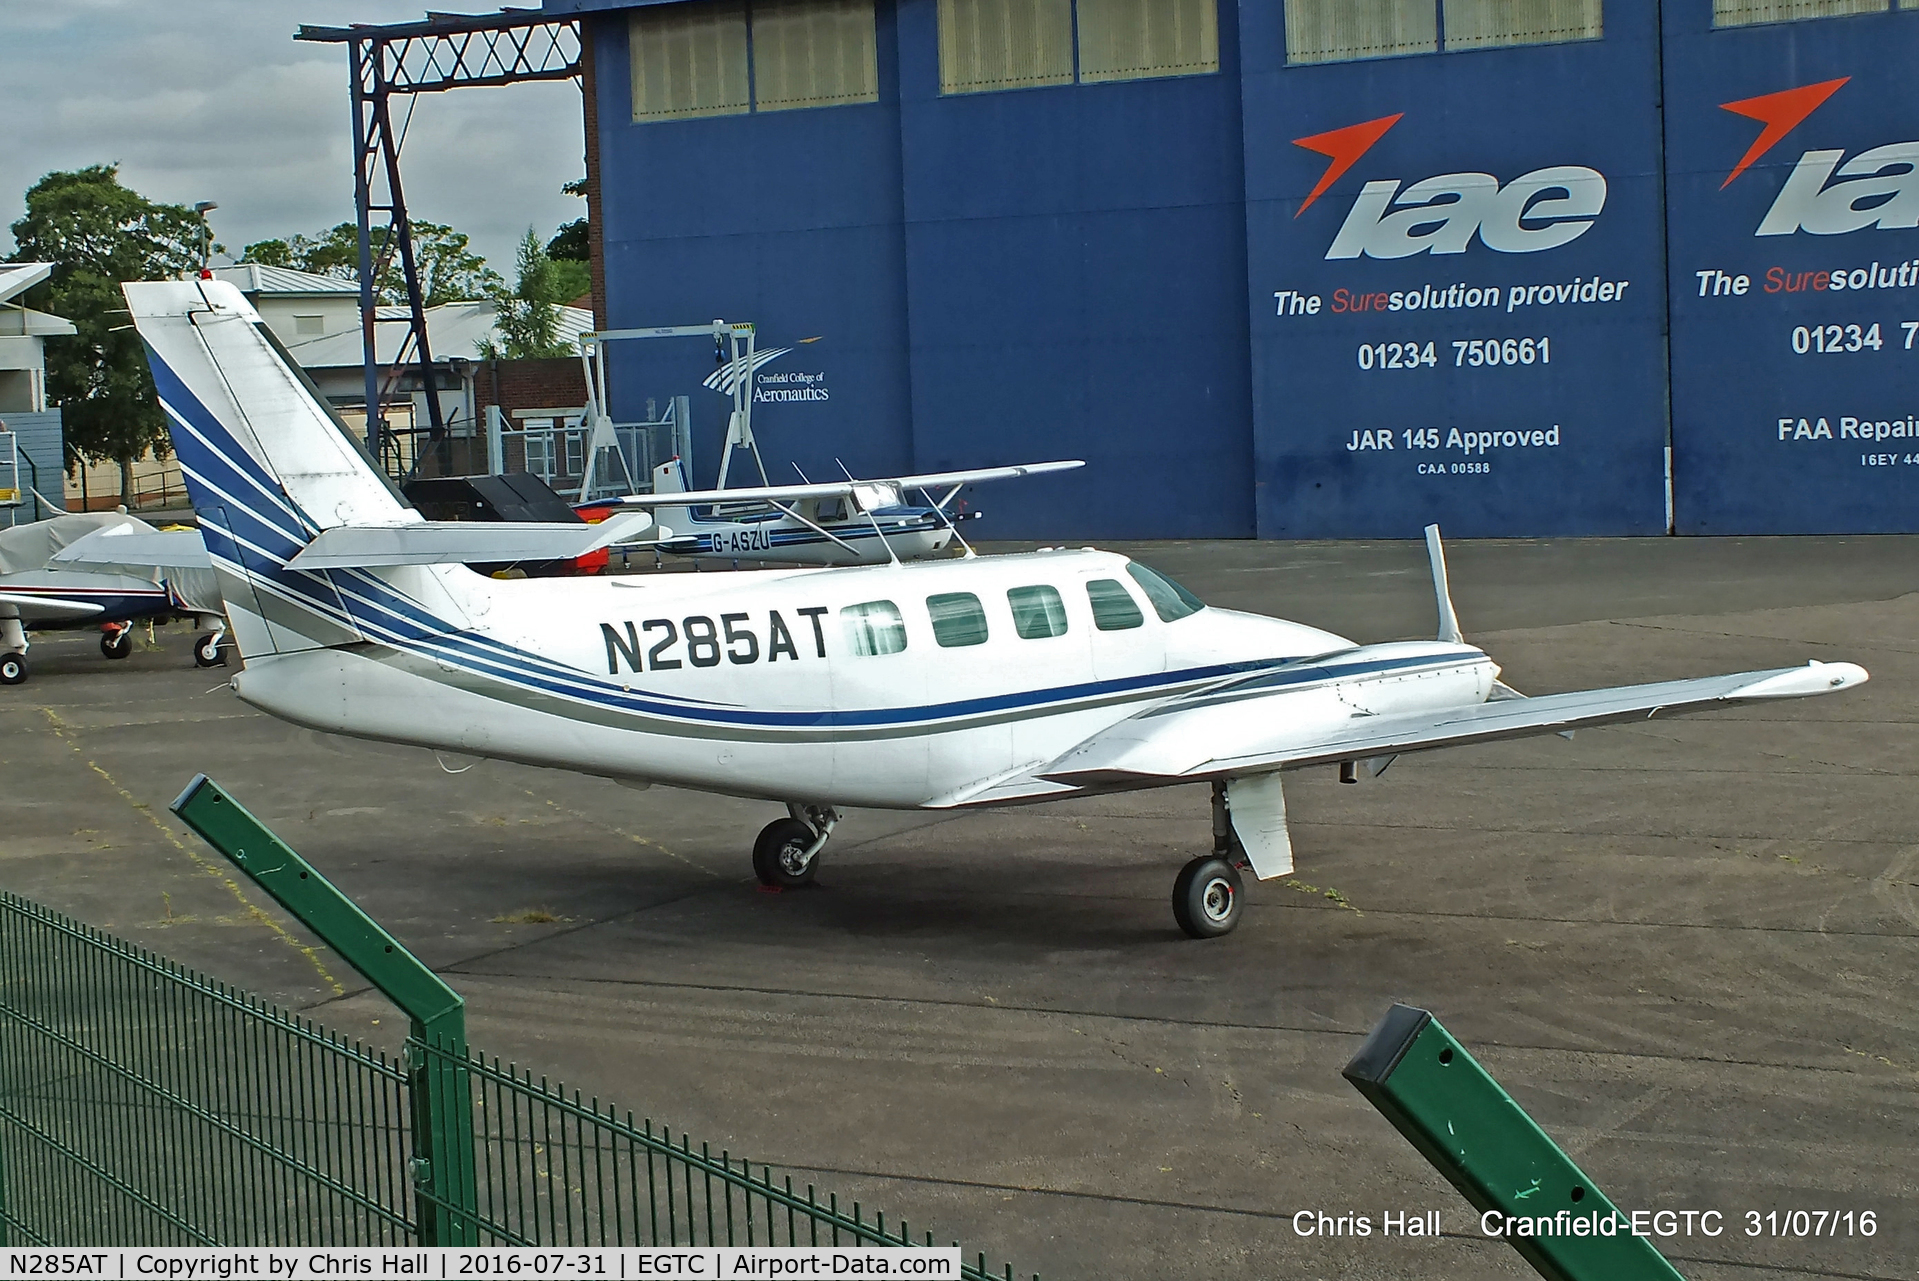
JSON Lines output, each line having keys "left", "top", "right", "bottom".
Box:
{"left": 1, "top": 618, "right": 28, "bottom": 686}
{"left": 101, "top": 624, "right": 133, "bottom": 660}
{"left": 752, "top": 803, "right": 841, "bottom": 889}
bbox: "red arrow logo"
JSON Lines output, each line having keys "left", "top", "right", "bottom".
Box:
{"left": 1719, "top": 77, "right": 1849, "bottom": 188}
{"left": 1293, "top": 113, "right": 1403, "bottom": 215}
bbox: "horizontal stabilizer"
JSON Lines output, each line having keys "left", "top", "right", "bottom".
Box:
{"left": 0, "top": 591, "right": 105, "bottom": 620}
{"left": 51, "top": 526, "right": 213, "bottom": 572}
{"left": 285, "top": 511, "right": 653, "bottom": 570}
{"left": 596, "top": 460, "right": 1085, "bottom": 510}
{"left": 1040, "top": 661, "right": 1869, "bottom": 786}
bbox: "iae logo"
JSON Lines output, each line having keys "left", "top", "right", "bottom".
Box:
{"left": 1721, "top": 77, "right": 1919, "bottom": 236}
{"left": 1293, "top": 114, "right": 1608, "bottom": 261}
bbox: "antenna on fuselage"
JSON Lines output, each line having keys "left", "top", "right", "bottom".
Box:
{"left": 839, "top": 458, "right": 901, "bottom": 566}
{"left": 1424, "top": 523, "right": 1463, "bottom": 645}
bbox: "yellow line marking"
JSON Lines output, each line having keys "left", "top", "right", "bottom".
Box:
{"left": 527, "top": 790, "right": 726, "bottom": 879}
{"left": 39, "top": 707, "right": 345, "bottom": 995}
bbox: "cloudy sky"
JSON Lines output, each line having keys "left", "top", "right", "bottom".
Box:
{"left": 1, "top": 0, "right": 587, "bottom": 279}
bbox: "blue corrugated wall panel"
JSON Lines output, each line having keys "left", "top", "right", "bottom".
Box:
{"left": 590, "top": 9, "right": 916, "bottom": 492}
{"left": 1664, "top": 3, "right": 1919, "bottom": 534}
{"left": 582, "top": 0, "right": 1919, "bottom": 539}
{"left": 2, "top": 410, "right": 65, "bottom": 529}
{"left": 891, "top": 0, "right": 1254, "bottom": 539}
{"left": 1241, "top": 0, "right": 1670, "bottom": 538}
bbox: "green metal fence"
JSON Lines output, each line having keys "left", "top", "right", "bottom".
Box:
{"left": 0, "top": 880, "right": 1036, "bottom": 1279}
{"left": 419, "top": 1042, "right": 1025, "bottom": 1276}
{"left": 0, "top": 891, "right": 412, "bottom": 1245}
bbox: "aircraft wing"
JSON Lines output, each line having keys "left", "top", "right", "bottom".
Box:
{"left": 284, "top": 512, "right": 653, "bottom": 570}
{"left": 50, "top": 526, "right": 213, "bottom": 573}
{"left": 598, "top": 460, "right": 1085, "bottom": 509}
{"left": 0, "top": 591, "right": 106, "bottom": 621}
{"left": 1038, "top": 662, "right": 1869, "bottom": 787}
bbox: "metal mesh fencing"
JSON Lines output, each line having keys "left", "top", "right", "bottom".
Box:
{"left": 413, "top": 1043, "right": 1037, "bottom": 1279}
{"left": 0, "top": 892, "right": 413, "bottom": 1246}
{"left": 0, "top": 889, "right": 1038, "bottom": 1277}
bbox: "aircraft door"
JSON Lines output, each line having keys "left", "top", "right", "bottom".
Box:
{"left": 1082, "top": 573, "right": 1165, "bottom": 682}
{"left": 827, "top": 597, "right": 931, "bottom": 801}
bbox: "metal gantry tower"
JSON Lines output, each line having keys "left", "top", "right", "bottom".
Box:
{"left": 296, "top": 10, "right": 582, "bottom": 470}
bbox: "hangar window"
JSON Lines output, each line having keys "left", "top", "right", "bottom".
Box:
{"left": 927, "top": 592, "right": 991, "bottom": 647}
{"left": 293, "top": 314, "right": 325, "bottom": 336}
{"left": 630, "top": 0, "right": 753, "bottom": 120}
{"left": 751, "top": 0, "right": 880, "bottom": 111}
{"left": 843, "top": 600, "right": 908, "bottom": 655}
{"left": 1283, "top": 0, "right": 1437, "bottom": 63}
{"left": 940, "top": 0, "right": 1216, "bottom": 92}
{"left": 1007, "top": 585, "right": 1070, "bottom": 639}
{"left": 1077, "top": 0, "right": 1220, "bottom": 83}
{"left": 1441, "top": 0, "right": 1602, "bottom": 49}
{"left": 1282, "top": 0, "right": 1600, "bottom": 63}
{"left": 939, "top": 0, "right": 1076, "bottom": 93}
{"left": 1085, "top": 579, "right": 1145, "bottom": 630}
{"left": 1713, "top": 0, "right": 1893, "bottom": 25}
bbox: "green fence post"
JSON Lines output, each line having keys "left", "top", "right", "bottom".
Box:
{"left": 1343, "top": 1004, "right": 1685, "bottom": 1281}
{"left": 170, "top": 774, "right": 479, "bottom": 1245}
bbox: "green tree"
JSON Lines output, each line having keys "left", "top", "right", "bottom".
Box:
{"left": 239, "top": 220, "right": 501, "bottom": 305}
{"left": 545, "top": 178, "right": 591, "bottom": 303}
{"left": 8, "top": 165, "right": 204, "bottom": 506}
{"left": 477, "top": 228, "right": 575, "bottom": 361}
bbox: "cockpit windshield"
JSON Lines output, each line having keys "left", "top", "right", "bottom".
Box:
{"left": 1125, "top": 562, "right": 1205, "bottom": 621}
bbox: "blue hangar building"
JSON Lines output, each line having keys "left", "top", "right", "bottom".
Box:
{"left": 545, "top": 0, "right": 1919, "bottom": 539}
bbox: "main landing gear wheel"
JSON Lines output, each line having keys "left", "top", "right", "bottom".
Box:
{"left": 1172, "top": 855, "right": 1243, "bottom": 939}
{"left": 193, "top": 633, "right": 226, "bottom": 667}
{"left": 0, "top": 652, "right": 26, "bottom": 686}
{"left": 753, "top": 818, "right": 822, "bottom": 888}
{"left": 101, "top": 628, "right": 133, "bottom": 660}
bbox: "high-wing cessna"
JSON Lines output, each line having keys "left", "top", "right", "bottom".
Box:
{"left": 573, "top": 323, "right": 1082, "bottom": 566}
{"left": 0, "top": 512, "right": 227, "bottom": 684}
{"left": 129, "top": 279, "right": 1869, "bottom": 938}
{"left": 581, "top": 456, "right": 1084, "bottom": 566}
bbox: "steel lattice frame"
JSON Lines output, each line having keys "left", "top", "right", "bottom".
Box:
{"left": 297, "top": 13, "right": 582, "bottom": 470}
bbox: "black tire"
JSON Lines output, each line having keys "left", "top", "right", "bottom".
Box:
{"left": 752, "top": 817, "right": 821, "bottom": 888}
{"left": 194, "top": 633, "right": 227, "bottom": 667}
{"left": 1172, "top": 856, "right": 1243, "bottom": 939}
{"left": 101, "top": 629, "right": 133, "bottom": 660}
{"left": 0, "top": 652, "right": 26, "bottom": 686}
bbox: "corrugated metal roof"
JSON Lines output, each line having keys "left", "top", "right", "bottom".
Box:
{"left": 207, "top": 264, "right": 361, "bottom": 296}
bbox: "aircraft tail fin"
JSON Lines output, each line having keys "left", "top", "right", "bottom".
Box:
{"left": 123, "top": 280, "right": 470, "bottom": 661}
{"left": 1423, "top": 523, "right": 1463, "bottom": 645}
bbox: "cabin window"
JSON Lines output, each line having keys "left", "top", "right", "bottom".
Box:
{"left": 927, "top": 592, "right": 990, "bottom": 647}
{"left": 815, "top": 497, "right": 847, "bottom": 522}
{"left": 841, "top": 600, "right": 907, "bottom": 655}
{"left": 1007, "top": 585, "right": 1069, "bottom": 639}
{"left": 1086, "top": 578, "right": 1145, "bottom": 630}
{"left": 1125, "top": 562, "right": 1204, "bottom": 621}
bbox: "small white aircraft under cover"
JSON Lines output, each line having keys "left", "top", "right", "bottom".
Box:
{"left": 128, "top": 279, "right": 1870, "bottom": 938}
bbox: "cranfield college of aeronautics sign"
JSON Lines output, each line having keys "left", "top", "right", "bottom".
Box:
{"left": 1244, "top": 23, "right": 1670, "bottom": 538}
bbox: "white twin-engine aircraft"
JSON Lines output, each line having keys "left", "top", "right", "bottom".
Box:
{"left": 129, "top": 280, "right": 1870, "bottom": 939}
